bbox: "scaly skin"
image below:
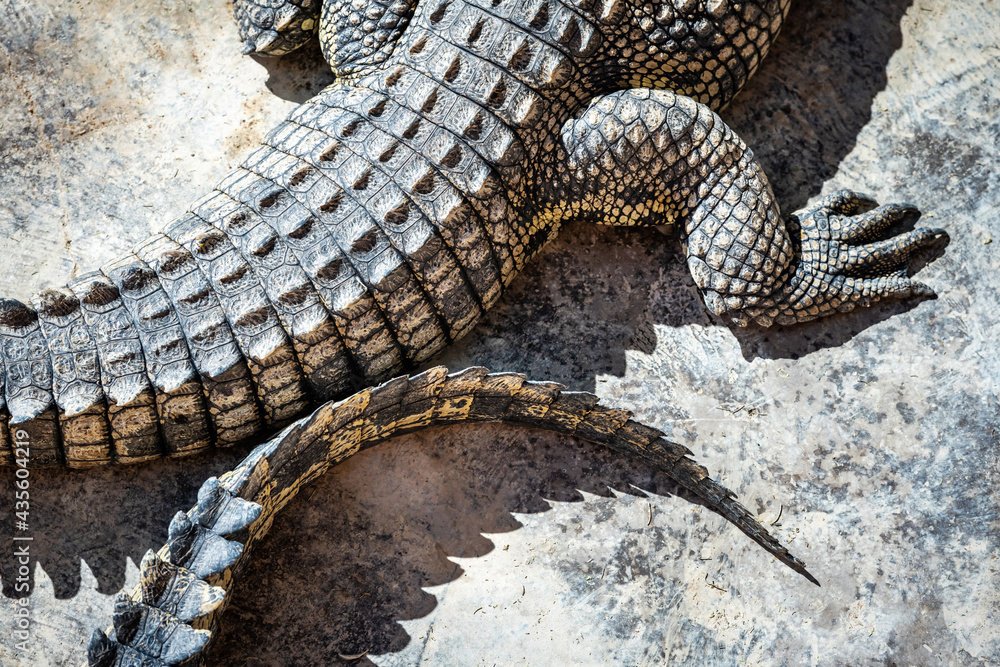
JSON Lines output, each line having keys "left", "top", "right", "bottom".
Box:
{"left": 1, "top": 0, "right": 944, "bottom": 473}
{"left": 82, "top": 367, "right": 818, "bottom": 666}
{"left": 233, "top": 0, "right": 322, "bottom": 55}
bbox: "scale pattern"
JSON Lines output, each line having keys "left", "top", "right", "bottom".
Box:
{"left": 560, "top": 87, "right": 790, "bottom": 317}
{"left": 628, "top": 0, "right": 790, "bottom": 108}
{"left": 234, "top": 0, "right": 322, "bottom": 55}
{"left": 319, "top": 0, "right": 417, "bottom": 74}
{"left": 83, "top": 367, "right": 817, "bottom": 667}
{"left": 1, "top": 0, "right": 945, "bottom": 468}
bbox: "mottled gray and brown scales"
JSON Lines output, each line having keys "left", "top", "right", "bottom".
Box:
{"left": 68, "top": 273, "right": 163, "bottom": 463}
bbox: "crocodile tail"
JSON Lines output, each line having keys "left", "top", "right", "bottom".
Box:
{"left": 82, "top": 366, "right": 817, "bottom": 667}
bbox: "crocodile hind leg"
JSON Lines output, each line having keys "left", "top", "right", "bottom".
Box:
{"left": 82, "top": 366, "right": 817, "bottom": 667}
{"left": 556, "top": 88, "right": 946, "bottom": 326}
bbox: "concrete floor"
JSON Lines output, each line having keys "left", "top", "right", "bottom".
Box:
{"left": 0, "top": 0, "right": 998, "bottom": 665}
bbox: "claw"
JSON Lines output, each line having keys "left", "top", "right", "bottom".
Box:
{"left": 820, "top": 189, "right": 878, "bottom": 216}
{"left": 87, "top": 629, "right": 116, "bottom": 667}
{"left": 843, "top": 275, "right": 936, "bottom": 306}
{"left": 837, "top": 202, "right": 921, "bottom": 244}
{"left": 252, "top": 29, "right": 280, "bottom": 54}
{"left": 842, "top": 228, "right": 945, "bottom": 276}
{"left": 910, "top": 281, "right": 937, "bottom": 298}
{"left": 274, "top": 5, "right": 301, "bottom": 31}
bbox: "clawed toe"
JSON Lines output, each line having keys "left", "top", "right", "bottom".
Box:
{"left": 841, "top": 275, "right": 937, "bottom": 309}
{"left": 841, "top": 227, "right": 947, "bottom": 277}
{"left": 837, "top": 202, "right": 921, "bottom": 244}
{"left": 819, "top": 189, "right": 879, "bottom": 216}
{"left": 797, "top": 190, "right": 947, "bottom": 281}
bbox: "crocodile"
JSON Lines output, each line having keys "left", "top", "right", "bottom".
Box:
{"left": 0, "top": 0, "right": 944, "bottom": 470}
{"left": 1, "top": 0, "right": 947, "bottom": 662}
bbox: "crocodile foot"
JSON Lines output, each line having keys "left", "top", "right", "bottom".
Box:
{"left": 234, "top": 0, "right": 320, "bottom": 57}
{"left": 743, "top": 190, "right": 948, "bottom": 327}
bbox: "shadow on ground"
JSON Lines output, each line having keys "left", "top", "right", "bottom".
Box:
{"left": 250, "top": 39, "right": 337, "bottom": 103}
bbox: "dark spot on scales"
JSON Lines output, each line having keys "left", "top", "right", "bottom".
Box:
{"left": 384, "top": 202, "right": 410, "bottom": 226}
{"left": 234, "top": 307, "right": 271, "bottom": 330}
{"left": 467, "top": 19, "right": 484, "bottom": 44}
{"left": 320, "top": 193, "right": 344, "bottom": 214}
{"left": 421, "top": 90, "right": 439, "bottom": 114}
{"left": 385, "top": 68, "right": 404, "bottom": 87}
{"left": 189, "top": 322, "right": 226, "bottom": 345}
{"left": 403, "top": 120, "right": 421, "bottom": 140}
{"left": 80, "top": 282, "right": 120, "bottom": 307}
{"left": 320, "top": 144, "right": 340, "bottom": 162}
{"left": 530, "top": 3, "right": 549, "bottom": 30}
{"left": 464, "top": 112, "right": 485, "bottom": 141}
{"left": 413, "top": 172, "right": 435, "bottom": 195}
{"left": 278, "top": 285, "right": 311, "bottom": 306}
{"left": 259, "top": 191, "right": 282, "bottom": 209}
{"left": 155, "top": 339, "right": 182, "bottom": 355}
{"left": 316, "top": 258, "right": 344, "bottom": 281}
{"left": 251, "top": 237, "right": 277, "bottom": 258}
{"left": 195, "top": 234, "right": 223, "bottom": 255}
{"left": 444, "top": 57, "right": 461, "bottom": 82}
{"left": 219, "top": 266, "right": 249, "bottom": 286}
{"left": 351, "top": 229, "right": 379, "bottom": 254}
{"left": 488, "top": 78, "right": 508, "bottom": 108}
{"left": 367, "top": 100, "right": 387, "bottom": 118}
{"left": 227, "top": 212, "right": 250, "bottom": 229}
{"left": 442, "top": 145, "right": 463, "bottom": 169}
{"left": 379, "top": 143, "right": 399, "bottom": 163}
{"left": 429, "top": 2, "right": 449, "bottom": 24}
{"left": 159, "top": 250, "right": 191, "bottom": 275}
{"left": 120, "top": 267, "right": 154, "bottom": 293}
{"left": 353, "top": 170, "right": 372, "bottom": 191}
{"left": 117, "top": 351, "right": 137, "bottom": 365}
{"left": 509, "top": 40, "right": 532, "bottom": 71}
{"left": 143, "top": 307, "right": 171, "bottom": 323}
{"left": 410, "top": 37, "right": 427, "bottom": 55}
{"left": 341, "top": 119, "right": 362, "bottom": 138}
{"left": 180, "top": 289, "right": 211, "bottom": 306}
{"left": 288, "top": 168, "right": 313, "bottom": 188}
{"left": 36, "top": 290, "right": 79, "bottom": 318}
{"left": 288, "top": 218, "right": 316, "bottom": 239}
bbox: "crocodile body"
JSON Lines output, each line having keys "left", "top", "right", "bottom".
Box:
{"left": 0, "top": 0, "right": 943, "bottom": 470}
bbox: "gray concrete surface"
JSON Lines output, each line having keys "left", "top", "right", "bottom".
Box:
{"left": 0, "top": 0, "right": 998, "bottom": 665}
